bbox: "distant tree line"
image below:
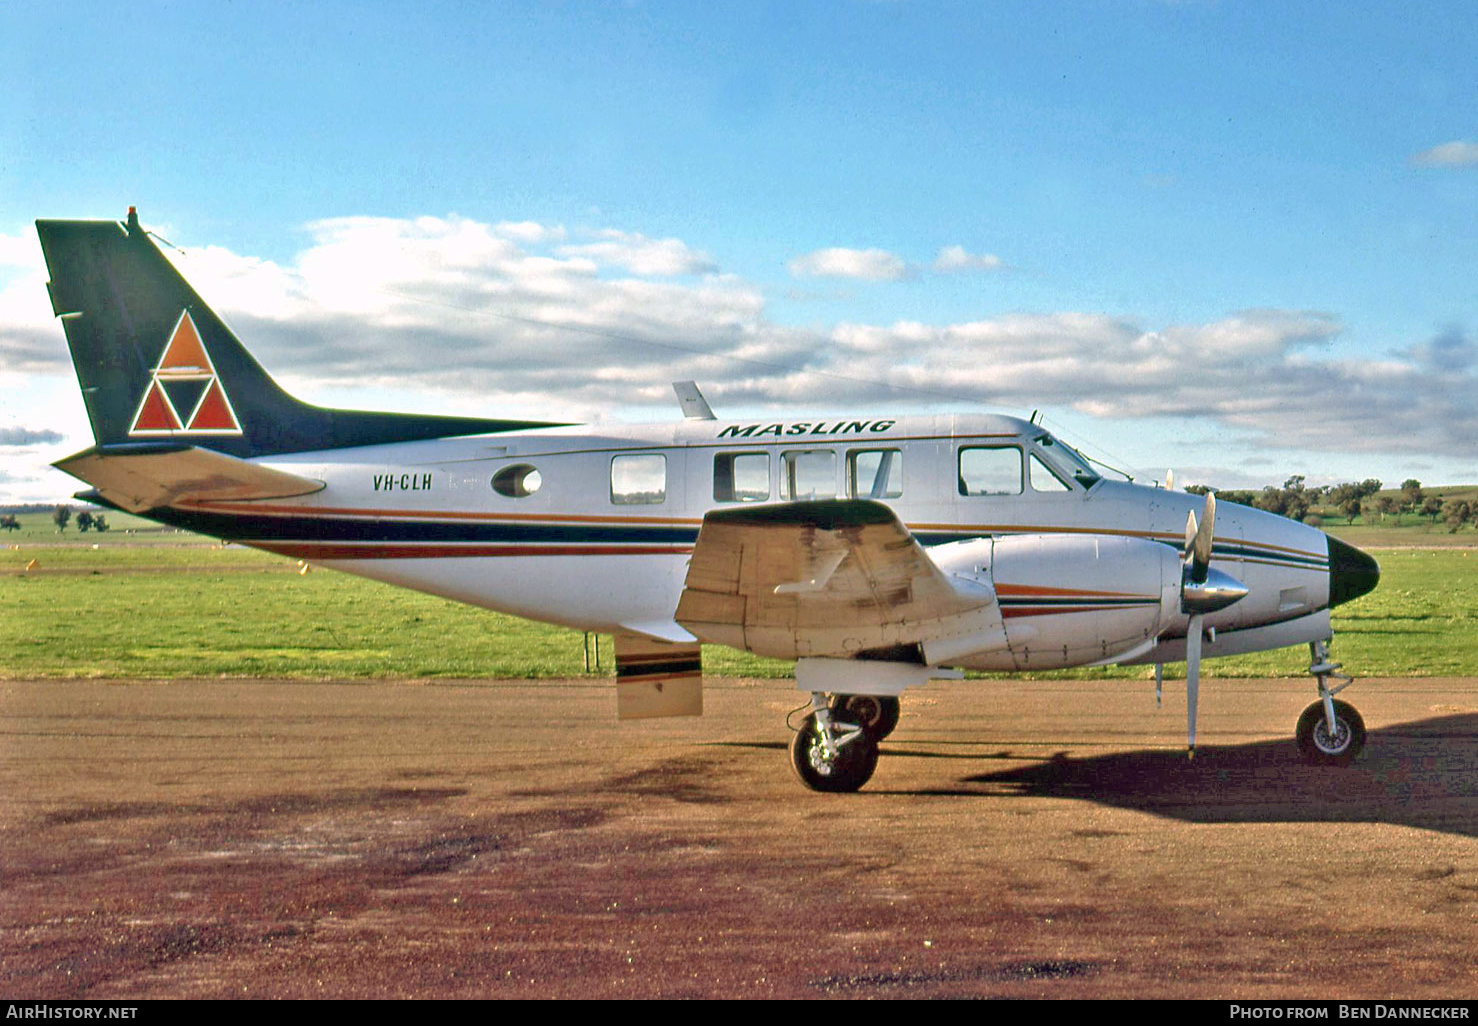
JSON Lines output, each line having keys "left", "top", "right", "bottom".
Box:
{"left": 1189, "top": 477, "right": 1473, "bottom": 532}
{"left": 0, "top": 503, "right": 71, "bottom": 514}
{"left": 49, "top": 505, "right": 109, "bottom": 533}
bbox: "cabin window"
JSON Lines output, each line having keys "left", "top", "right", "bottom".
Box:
{"left": 610, "top": 453, "right": 667, "bottom": 505}
{"left": 491, "top": 463, "right": 542, "bottom": 498}
{"left": 1029, "top": 454, "right": 1071, "bottom": 493}
{"left": 958, "top": 446, "right": 1022, "bottom": 496}
{"left": 847, "top": 448, "right": 902, "bottom": 499}
{"left": 714, "top": 452, "right": 769, "bottom": 502}
{"left": 780, "top": 449, "right": 836, "bottom": 500}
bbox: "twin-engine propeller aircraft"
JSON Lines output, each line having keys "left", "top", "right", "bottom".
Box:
{"left": 37, "top": 209, "right": 1381, "bottom": 792}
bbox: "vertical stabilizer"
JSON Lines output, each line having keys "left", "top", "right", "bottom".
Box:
{"left": 37, "top": 209, "right": 557, "bottom": 457}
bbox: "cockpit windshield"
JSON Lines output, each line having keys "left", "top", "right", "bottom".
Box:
{"left": 1031, "top": 433, "right": 1101, "bottom": 489}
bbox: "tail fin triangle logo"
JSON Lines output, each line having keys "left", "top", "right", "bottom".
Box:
{"left": 127, "top": 311, "right": 243, "bottom": 436}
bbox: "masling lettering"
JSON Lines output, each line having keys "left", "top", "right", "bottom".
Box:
{"left": 717, "top": 419, "right": 896, "bottom": 439}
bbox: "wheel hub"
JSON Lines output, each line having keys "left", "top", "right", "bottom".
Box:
{"left": 805, "top": 736, "right": 837, "bottom": 776}
{"left": 1313, "top": 717, "right": 1349, "bottom": 754}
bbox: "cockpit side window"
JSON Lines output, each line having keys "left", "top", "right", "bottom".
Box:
{"left": 958, "top": 446, "right": 1022, "bottom": 496}
{"left": 1032, "top": 433, "right": 1100, "bottom": 488}
{"left": 1029, "top": 453, "right": 1071, "bottom": 492}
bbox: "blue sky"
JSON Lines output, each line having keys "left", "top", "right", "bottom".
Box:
{"left": 2, "top": 1, "right": 1475, "bottom": 504}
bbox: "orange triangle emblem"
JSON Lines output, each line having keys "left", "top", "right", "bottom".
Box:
{"left": 133, "top": 381, "right": 183, "bottom": 431}
{"left": 189, "top": 380, "right": 238, "bottom": 431}
{"left": 157, "top": 312, "right": 211, "bottom": 372}
{"left": 127, "top": 311, "right": 243, "bottom": 436}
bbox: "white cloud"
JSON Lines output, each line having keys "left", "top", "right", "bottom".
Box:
{"left": 154, "top": 216, "right": 762, "bottom": 415}
{"left": 557, "top": 230, "right": 717, "bottom": 276}
{"left": 0, "top": 228, "right": 61, "bottom": 374}
{"left": 787, "top": 247, "right": 909, "bottom": 281}
{"left": 494, "top": 220, "right": 567, "bottom": 244}
{"left": 4, "top": 212, "right": 1476, "bottom": 502}
{"left": 1410, "top": 141, "right": 1478, "bottom": 167}
{"left": 1401, "top": 326, "right": 1475, "bottom": 373}
{"left": 933, "top": 245, "right": 1003, "bottom": 272}
{"left": 0, "top": 426, "right": 65, "bottom": 446}
{"left": 0, "top": 227, "right": 46, "bottom": 270}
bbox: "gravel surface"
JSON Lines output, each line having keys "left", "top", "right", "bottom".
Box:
{"left": 3, "top": 675, "right": 1475, "bottom": 999}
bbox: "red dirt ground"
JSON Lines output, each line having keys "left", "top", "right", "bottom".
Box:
{"left": 2, "top": 675, "right": 1475, "bottom": 999}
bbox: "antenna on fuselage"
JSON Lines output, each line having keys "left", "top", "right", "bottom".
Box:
{"left": 673, "top": 381, "right": 716, "bottom": 420}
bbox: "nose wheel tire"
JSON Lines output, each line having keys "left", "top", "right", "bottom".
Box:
{"left": 1296, "top": 699, "right": 1366, "bottom": 765}
{"left": 791, "top": 712, "right": 879, "bottom": 793}
{"left": 831, "top": 694, "right": 901, "bottom": 741}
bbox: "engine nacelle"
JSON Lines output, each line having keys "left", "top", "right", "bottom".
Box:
{"left": 928, "top": 534, "right": 1182, "bottom": 670}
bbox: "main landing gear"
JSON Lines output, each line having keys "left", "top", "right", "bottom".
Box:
{"left": 789, "top": 693, "right": 901, "bottom": 792}
{"left": 1295, "top": 639, "right": 1366, "bottom": 765}
{"left": 832, "top": 693, "right": 901, "bottom": 742}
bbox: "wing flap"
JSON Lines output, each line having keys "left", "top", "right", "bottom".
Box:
{"left": 54, "top": 444, "right": 324, "bottom": 513}
{"left": 675, "top": 499, "right": 1005, "bottom": 660}
{"left": 614, "top": 632, "right": 703, "bottom": 720}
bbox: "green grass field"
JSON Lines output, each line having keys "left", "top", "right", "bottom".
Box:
{"left": 4, "top": 513, "right": 1476, "bottom": 680}
{"left": 3, "top": 508, "right": 202, "bottom": 545}
{"left": 1314, "top": 483, "right": 1478, "bottom": 543}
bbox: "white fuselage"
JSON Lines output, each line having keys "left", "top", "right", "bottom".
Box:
{"left": 182, "top": 412, "right": 1335, "bottom": 670}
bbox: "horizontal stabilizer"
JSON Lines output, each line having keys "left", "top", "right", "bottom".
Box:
{"left": 54, "top": 444, "right": 324, "bottom": 513}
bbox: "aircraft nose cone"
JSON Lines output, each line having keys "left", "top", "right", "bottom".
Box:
{"left": 1328, "top": 536, "right": 1380, "bottom": 607}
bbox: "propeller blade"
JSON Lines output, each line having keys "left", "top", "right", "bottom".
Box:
{"left": 1185, "top": 492, "right": 1216, "bottom": 584}
{"left": 1173, "top": 493, "right": 1232, "bottom": 758}
{"left": 1185, "top": 613, "right": 1203, "bottom": 759}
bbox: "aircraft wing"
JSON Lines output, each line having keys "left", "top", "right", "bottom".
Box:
{"left": 54, "top": 443, "right": 324, "bottom": 513}
{"left": 675, "top": 499, "right": 1006, "bottom": 661}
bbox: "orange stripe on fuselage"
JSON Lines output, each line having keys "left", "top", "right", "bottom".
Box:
{"left": 181, "top": 498, "right": 704, "bottom": 527}
{"left": 994, "top": 583, "right": 1158, "bottom": 599}
{"left": 1000, "top": 605, "right": 1135, "bottom": 618}
{"left": 253, "top": 542, "right": 693, "bottom": 560}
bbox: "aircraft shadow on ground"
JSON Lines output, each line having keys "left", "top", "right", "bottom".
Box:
{"left": 885, "top": 713, "right": 1478, "bottom": 837}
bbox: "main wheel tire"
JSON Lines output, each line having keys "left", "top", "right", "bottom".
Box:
{"left": 832, "top": 694, "right": 901, "bottom": 741}
{"left": 1296, "top": 699, "right": 1366, "bottom": 765}
{"left": 790, "top": 713, "right": 879, "bottom": 793}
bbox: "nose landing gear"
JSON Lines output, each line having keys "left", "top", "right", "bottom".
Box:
{"left": 1296, "top": 639, "right": 1366, "bottom": 765}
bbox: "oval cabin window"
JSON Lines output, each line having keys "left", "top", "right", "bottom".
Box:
{"left": 491, "top": 464, "right": 542, "bottom": 498}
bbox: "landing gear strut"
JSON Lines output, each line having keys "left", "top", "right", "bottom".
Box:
{"left": 1296, "top": 639, "right": 1366, "bottom": 765}
{"left": 791, "top": 694, "right": 880, "bottom": 792}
